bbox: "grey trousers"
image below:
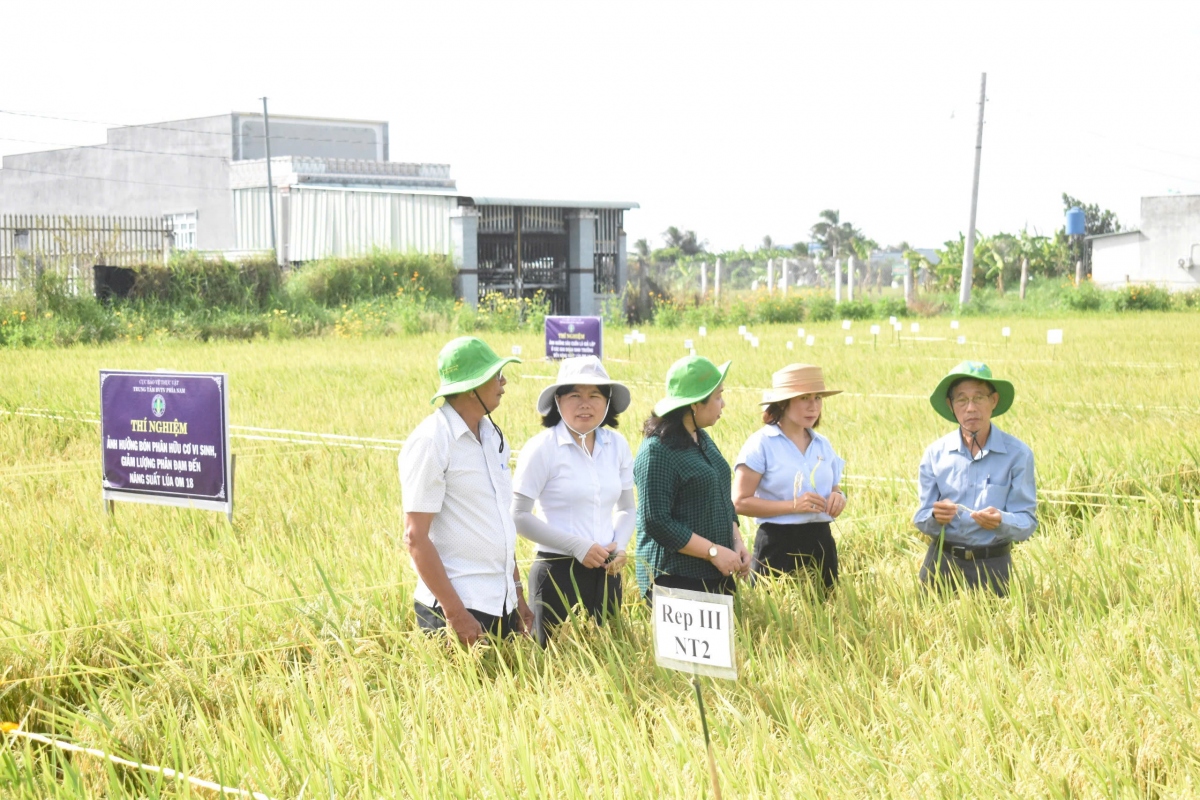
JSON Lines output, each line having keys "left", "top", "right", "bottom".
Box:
{"left": 919, "top": 542, "right": 1012, "bottom": 596}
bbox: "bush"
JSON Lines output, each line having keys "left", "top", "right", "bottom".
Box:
{"left": 651, "top": 298, "right": 682, "bottom": 329}
{"left": 286, "top": 250, "right": 456, "bottom": 307}
{"left": 835, "top": 299, "right": 874, "bottom": 320}
{"left": 132, "top": 252, "right": 282, "bottom": 310}
{"left": 1060, "top": 281, "right": 1106, "bottom": 311}
{"left": 1174, "top": 288, "right": 1200, "bottom": 309}
{"left": 806, "top": 295, "right": 836, "bottom": 322}
{"left": 1113, "top": 284, "right": 1171, "bottom": 311}
{"left": 756, "top": 296, "right": 806, "bottom": 323}
{"left": 876, "top": 296, "right": 909, "bottom": 319}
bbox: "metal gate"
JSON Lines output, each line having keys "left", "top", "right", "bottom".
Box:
{"left": 477, "top": 206, "right": 568, "bottom": 313}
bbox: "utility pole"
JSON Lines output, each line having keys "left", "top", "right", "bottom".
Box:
{"left": 960, "top": 72, "right": 987, "bottom": 306}
{"left": 261, "top": 97, "right": 278, "bottom": 262}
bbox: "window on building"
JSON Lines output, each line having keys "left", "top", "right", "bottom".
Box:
{"left": 168, "top": 212, "right": 198, "bottom": 251}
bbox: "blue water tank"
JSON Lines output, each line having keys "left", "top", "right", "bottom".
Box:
{"left": 1065, "top": 207, "right": 1086, "bottom": 236}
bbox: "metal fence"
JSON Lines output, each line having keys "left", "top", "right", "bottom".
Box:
{"left": 0, "top": 215, "right": 171, "bottom": 293}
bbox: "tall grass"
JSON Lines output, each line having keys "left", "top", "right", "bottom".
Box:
{"left": 1, "top": 314, "right": 1199, "bottom": 796}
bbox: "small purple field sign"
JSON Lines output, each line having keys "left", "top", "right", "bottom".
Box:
{"left": 100, "top": 370, "right": 233, "bottom": 520}
{"left": 544, "top": 316, "right": 603, "bottom": 360}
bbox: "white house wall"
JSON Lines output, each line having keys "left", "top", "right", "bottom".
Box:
{"left": 1091, "top": 233, "right": 1143, "bottom": 288}
{"left": 1138, "top": 196, "right": 1200, "bottom": 290}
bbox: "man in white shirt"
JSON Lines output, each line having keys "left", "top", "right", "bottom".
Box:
{"left": 400, "top": 336, "right": 534, "bottom": 644}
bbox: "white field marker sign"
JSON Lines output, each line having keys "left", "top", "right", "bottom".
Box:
{"left": 1047, "top": 329, "right": 1063, "bottom": 345}
{"left": 1002, "top": 326, "right": 1011, "bottom": 338}
{"left": 684, "top": 339, "right": 694, "bottom": 350}
{"left": 738, "top": 325, "right": 747, "bottom": 335}
{"left": 950, "top": 320, "right": 960, "bottom": 330}
{"left": 797, "top": 328, "right": 805, "bottom": 339}
{"left": 654, "top": 585, "right": 736, "bottom": 679}
{"left": 806, "top": 335, "right": 815, "bottom": 346}
{"left": 845, "top": 336, "right": 854, "bottom": 346}
{"left": 889, "top": 316, "right": 898, "bottom": 325}
{"left": 623, "top": 334, "right": 633, "bottom": 346}
{"left": 512, "top": 345, "right": 522, "bottom": 356}
{"left": 842, "top": 320, "right": 852, "bottom": 330}
{"left": 870, "top": 324, "right": 881, "bottom": 336}
{"left": 957, "top": 335, "right": 966, "bottom": 345}
{"left": 636, "top": 332, "right": 647, "bottom": 344}
{"left": 699, "top": 326, "right": 707, "bottom": 337}
{"left": 910, "top": 322, "right": 920, "bottom": 333}
{"left": 751, "top": 337, "right": 759, "bottom": 348}
{"left": 653, "top": 585, "right": 736, "bottom": 799}
{"left": 786, "top": 341, "right": 794, "bottom": 350}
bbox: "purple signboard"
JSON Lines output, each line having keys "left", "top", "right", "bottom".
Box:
{"left": 544, "top": 315, "right": 603, "bottom": 360}
{"left": 99, "top": 370, "right": 232, "bottom": 514}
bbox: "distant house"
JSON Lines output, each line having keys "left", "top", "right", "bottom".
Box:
{"left": 0, "top": 112, "right": 637, "bottom": 313}
{"left": 1089, "top": 195, "right": 1200, "bottom": 292}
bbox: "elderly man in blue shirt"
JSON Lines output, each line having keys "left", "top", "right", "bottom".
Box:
{"left": 913, "top": 361, "right": 1037, "bottom": 595}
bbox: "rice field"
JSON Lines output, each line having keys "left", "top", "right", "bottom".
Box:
{"left": 2, "top": 312, "right": 1199, "bottom": 798}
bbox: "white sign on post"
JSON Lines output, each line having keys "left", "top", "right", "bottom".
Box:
{"left": 786, "top": 341, "right": 794, "bottom": 350}
{"left": 889, "top": 316, "right": 898, "bottom": 325}
{"left": 957, "top": 335, "right": 966, "bottom": 345}
{"left": 796, "top": 328, "right": 805, "bottom": 339}
{"left": 870, "top": 325, "right": 881, "bottom": 336}
{"left": 805, "top": 335, "right": 815, "bottom": 346}
{"left": 684, "top": 339, "right": 694, "bottom": 350}
{"left": 842, "top": 320, "right": 852, "bottom": 330}
{"left": 1002, "top": 327, "right": 1011, "bottom": 338}
{"left": 512, "top": 345, "right": 522, "bottom": 356}
{"left": 844, "top": 336, "right": 854, "bottom": 346}
{"left": 699, "top": 326, "right": 707, "bottom": 337}
{"left": 910, "top": 322, "right": 921, "bottom": 333}
{"left": 738, "top": 325, "right": 747, "bottom": 335}
{"left": 623, "top": 334, "right": 633, "bottom": 346}
{"left": 1047, "top": 329, "right": 1063, "bottom": 345}
{"left": 950, "top": 320, "right": 960, "bottom": 330}
{"left": 653, "top": 586, "right": 737, "bottom": 680}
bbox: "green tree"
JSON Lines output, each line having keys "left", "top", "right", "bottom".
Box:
{"left": 810, "top": 209, "right": 861, "bottom": 262}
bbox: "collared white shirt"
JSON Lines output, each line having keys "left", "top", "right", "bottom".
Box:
{"left": 513, "top": 422, "right": 635, "bottom": 555}
{"left": 735, "top": 424, "right": 846, "bottom": 526}
{"left": 399, "top": 404, "right": 517, "bottom": 616}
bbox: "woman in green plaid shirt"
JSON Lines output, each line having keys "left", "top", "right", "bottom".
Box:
{"left": 634, "top": 356, "right": 752, "bottom": 598}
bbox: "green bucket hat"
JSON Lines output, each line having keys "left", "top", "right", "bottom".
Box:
{"left": 430, "top": 336, "right": 521, "bottom": 404}
{"left": 930, "top": 360, "right": 1015, "bottom": 423}
{"left": 653, "top": 356, "right": 732, "bottom": 417}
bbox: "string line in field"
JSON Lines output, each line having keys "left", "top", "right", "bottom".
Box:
{"left": 0, "top": 723, "right": 275, "bottom": 800}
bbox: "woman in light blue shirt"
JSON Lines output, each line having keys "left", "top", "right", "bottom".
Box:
{"left": 732, "top": 364, "right": 846, "bottom": 587}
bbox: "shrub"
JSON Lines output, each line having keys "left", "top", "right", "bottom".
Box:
{"left": 835, "top": 299, "right": 874, "bottom": 320}
{"left": 806, "top": 295, "right": 836, "bottom": 322}
{"left": 1060, "top": 281, "right": 1106, "bottom": 311}
{"left": 286, "top": 250, "right": 456, "bottom": 307}
{"left": 132, "top": 252, "right": 282, "bottom": 310}
{"left": 876, "top": 296, "right": 909, "bottom": 319}
{"left": 1174, "top": 288, "right": 1200, "bottom": 309}
{"left": 756, "top": 296, "right": 806, "bottom": 323}
{"left": 651, "top": 297, "right": 682, "bottom": 329}
{"left": 1113, "top": 284, "right": 1171, "bottom": 311}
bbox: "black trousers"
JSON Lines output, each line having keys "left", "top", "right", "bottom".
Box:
{"left": 644, "top": 573, "right": 737, "bottom": 603}
{"left": 752, "top": 521, "right": 838, "bottom": 588}
{"left": 919, "top": 542, "right": 1012, "bottom": 597}
{"left": 528, "top": 552, "right": 622, "bottom": 646}
{"left": 414, "top": 601, "right": 522, "bottom": 639}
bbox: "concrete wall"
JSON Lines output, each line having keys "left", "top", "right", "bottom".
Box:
{"left": 1137, "top": 195, "right": 1200, "bottom": 290}
{"left": 1092, "top": 232, "right": 1143, "bottom": 288}
{"left": 0, "top": 115, "right": 236, "bottom": 250}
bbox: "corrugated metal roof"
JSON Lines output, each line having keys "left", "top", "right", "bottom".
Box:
{"left": 460, "top": 196, "right": 639, "bottom": 210}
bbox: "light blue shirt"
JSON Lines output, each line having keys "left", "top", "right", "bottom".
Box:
{"left": 913, "top": 424, "right": 1038, "bottom": 547}
{"left": 735, "top": 425, "right": 845, "bottom": 526}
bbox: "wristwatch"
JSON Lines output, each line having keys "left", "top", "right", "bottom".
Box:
{"left": 708, "top": 545, "right": 719, "bottom": 561}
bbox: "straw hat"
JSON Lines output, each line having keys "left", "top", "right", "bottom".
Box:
{"left": 758, "top": 364, "right": 842, "bottom": 406}
{"left": 536, "top": 356, "right": 631, "bottom": 416}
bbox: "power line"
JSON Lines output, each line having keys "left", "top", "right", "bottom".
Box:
{"left": 0, "top": 108, "right": 386, "bottom": 148}
{"left": 0, "top": 135, "right": 232, "bottom": 161}
{"left": 0, "top": 165, "right": 228, "bottom": 192}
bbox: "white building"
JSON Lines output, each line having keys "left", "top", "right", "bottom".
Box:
{"left": 1090, "top": 195, "right": 1200, "bottom": 292}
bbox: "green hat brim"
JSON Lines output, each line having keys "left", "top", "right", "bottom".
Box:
{"left": 652, "top": 360, "right": 732, "bottom": 417}
{"left": 930, "top": 371, "right": 1014, "bottom": 423}
{"left": 430, "top": 356, "right": 521, "bottom": 404}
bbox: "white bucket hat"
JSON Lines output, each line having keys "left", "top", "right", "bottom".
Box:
{"left": 536, "top": 356, "right": 631, "bottom": 416}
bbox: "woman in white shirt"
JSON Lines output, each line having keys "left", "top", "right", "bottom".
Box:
{"left": 732, "top": 364, "right": 847, "bottom": 588}
{"left": 512, "top": 356, "right": 636, "bottom": 645}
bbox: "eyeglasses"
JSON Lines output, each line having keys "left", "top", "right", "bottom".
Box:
{"left": 950, "top": 394, "right": 994, "bottom": 409}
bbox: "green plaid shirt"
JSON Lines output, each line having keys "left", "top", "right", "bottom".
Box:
{"left": 634, "top": 431, "right": 738, "bottom": 594}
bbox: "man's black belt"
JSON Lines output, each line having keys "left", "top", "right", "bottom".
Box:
{"left": 920, "top": 534, "right": 1011, "bottom": 561}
